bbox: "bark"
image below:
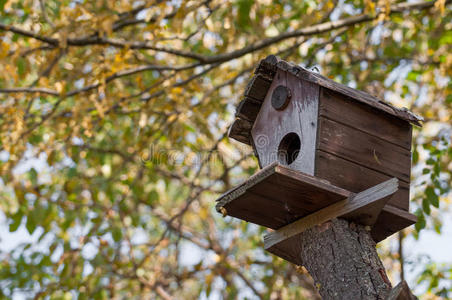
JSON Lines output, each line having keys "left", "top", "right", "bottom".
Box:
{"left": 297, "top": 218, "right": 392, "bottom": 299}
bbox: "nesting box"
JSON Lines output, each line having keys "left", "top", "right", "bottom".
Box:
{"left": 224, "top": 55, "right": 422, "bottom": 242}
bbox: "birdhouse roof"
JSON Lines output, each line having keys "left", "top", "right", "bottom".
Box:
{"left": 229, "top": 55, "right": 423, "bottom": 145}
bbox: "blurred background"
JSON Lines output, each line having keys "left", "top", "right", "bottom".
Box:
{"left": 0, "top": 0, "right": 450, "bottom": 299}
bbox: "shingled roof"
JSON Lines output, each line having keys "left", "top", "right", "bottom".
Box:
{"left": 229, "top": 55, "right": 423, "bottom": 145}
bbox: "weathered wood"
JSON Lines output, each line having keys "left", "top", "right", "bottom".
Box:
{"left": 319, "top": 88, "right": 413, "bottom": 150}
{"left": 228, "top": 118, "right": 253, "bottom": 145}
{"left": 235, "top": 97, "right": 262, "bottom": 122}
{"left": 317, "top": 117, "right": 411, "bottom": 183}
{"left": 271, "top": 57, "right": 423, "bottom": 126}
{"left": 264, "top": 178, "right": 398, "bottom": 264}
{"left": 228, "top": 56, "right": 421, "bottom": 151}
{"left": 387, "top": 281, "right": 418, "bottom": 300}
{"left": 271, "top": 85, "right": 291, "bottom": 110}
{"left": 251, "top": 69, "right": 320, "bottom": 173}
{"left": 371, "top": 205, "right": 417, "bottom": 242}
{"left": 222, "top": 55, "right": 421, "bottom": 300}
{"left": 244, "top": 74, "right": 272, "bottom": 101}
{"left": 315, "top": 150, "right": 410, "bottom": 210}
{"left": 215, "top": 162, "right": 351, "bottom": 229}
{"left": 270, "top": 218, "right": 393, "bottom": 299}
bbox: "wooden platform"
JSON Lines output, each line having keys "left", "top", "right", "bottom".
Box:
{"left": 263, "top": 178, "right": 399, "bottom": 265}
{"left": 216, "top": 162, "right": 351, "bottom": 230}
{"left": 216, "top": 163, "right": 417, "bottom": 246}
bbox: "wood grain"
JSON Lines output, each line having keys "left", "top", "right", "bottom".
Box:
{"left": 317, "top": 117, "right": 411, "bottom": 183}
{"left": 228, "top": 118, "right": 252, "bottom": 145}
{"left": 315, "top": 150, "right": 410, "bottom": 210}
{"left": 229, "top": 56, "right": 422, "bottom": 147}
{"left": 319, "top": 88, "right": 413, "bottom": 150}
{"left": 371, "top": 205, "right": 417, "bottom": 242}
{"left": 244, "top": 74, "right": 271, "bottom": 101}
{"left": 273, "top": 58, "right": 423, "bottom": 126}
{"left": 251, "top": 69, "right": 319, "bottom": 174}
{"left": 264, "top": 178, "right": 397, "bottom": 253}
{"left": 215, "top": 162, "right": 351, "bottom": 230}
{"left": 235, "top": 97, "right": 262, "bottom": 122}
{"left": 387, "top": 281, "right": 417, "bottom": 300}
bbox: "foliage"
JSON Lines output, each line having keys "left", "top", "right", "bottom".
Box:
{"left": 0, "top": 0, "right": 450, "bottom": 299}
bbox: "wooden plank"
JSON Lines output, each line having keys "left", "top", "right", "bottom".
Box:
{"left": 371, "top": 205, "right": 417, "bottom": 242}
{"left": 315, "top": 150, "right": 410, "bottom": 210}
{"left": 244, "top": 74, "right": 271, "bottom": 101}
{"left": 263, "top": 178, "right": 398, "bottom": 263}
{"left": 317, "top": 117, "right": 411, "bottom": 183}
{"left": 387, "top": 281, "right": 417, "bottom": 300}
{"left": 215, "top": 162, "right": 351, "bottom": 230}
{"left": 235, "top": 97, "right": 262, "bottom": 122}
{"left": 251, "top": 69, "right": 319, "bottom": 174}
{"left": 271, "top": 57, "right": 423, "bottom": 126}
{"left": 319, "top": 88, "right": 413, "bottom": 150}
{"left": 228, "top": 118, "right": 252, "bottom": 145}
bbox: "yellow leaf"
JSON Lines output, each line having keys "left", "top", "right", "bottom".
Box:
{"left": 0, "top": 41, "right": 10, "bottom": 59}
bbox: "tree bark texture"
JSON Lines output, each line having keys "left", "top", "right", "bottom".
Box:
{"left": 297, "top": 218, "right": 392, "bottom": 299}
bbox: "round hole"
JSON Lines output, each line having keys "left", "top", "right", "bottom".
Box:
{"left": 277, "top": 132, "right": 301, "bottom": 165}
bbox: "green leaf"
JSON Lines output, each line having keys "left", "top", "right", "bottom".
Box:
{"left": 148, "top": 190, "right": 159, "bottom": 205}
{"left": 17, "top": 57, "right": 27, "bottom": 77}
{"left": 9, "top": 212, "right": 23, "bottom": 232}
{"left": 415, "top": 211, "right": 426, "bottom": 232}
{"left": 237, "top": 0, "right": 253, "bottom": 29}
{"left": 426, "top": 187, "right": 439, "bottom": 208}
{"left": 422, "top": 198, "right": 431, "bottom": 215}
{"left": 406, "top": 71, "right": 420, "bottom": 81}
{"left": 112, "top": 227, "right": 122, "bottom": 242}
{"left": 29, "top": 168, "right": 38, "bottom": 186}
{"left": 412, "top": 148, "right": 419, "bottom": 164}
{"left": 26, "top": 215, "right": 37, "bottom": 234}
{"left": 0, "top": 0, "right": 7, "bottom": 10}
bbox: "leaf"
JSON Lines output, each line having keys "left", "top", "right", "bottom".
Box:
{"left": 406, "top": 71, "right": 421, "bottom": 81}
{"left": 412, "top": 148, "right": 419, "bottom": 164}
{"left": 112, "top": 227, "right": 122, "bottom": 242}
{"left": 426, "top": 187, "right": 439, "bottom": 208}
{"left": 29, "top": 168, "right": 38, "bottom": 186}
{"left": 422, "top": 198, "right": 431, "bottom": 215}
{"left": 148, "top": 190, "right": 159, "bottom": 205}
{"left": 237, "top": 0, "right": 253, "bottom": 29}
{"left": 9, "top": 211, "right": 23, "bottom": 232}
{"left": 26, "top": 215, "right": 37, "bottom": 234}
{"left": 17, "top": 57, "right": 27, "bottom": 77}
{"left": 415, "top": 210, "right": 426, "bottom": 232}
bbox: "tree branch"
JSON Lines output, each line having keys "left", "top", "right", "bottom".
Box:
{"left": 0, "top": 87, "right": 59, "bottom": 96}
{"left": 0, "top": 0, "right": 442, "bottom": 63}
{"left": 0, "top": 63, "right": 198, "bottom": 97}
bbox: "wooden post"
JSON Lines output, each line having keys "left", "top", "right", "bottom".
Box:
{"left": 295, "top": 218, "right": 392, "bottom": 299}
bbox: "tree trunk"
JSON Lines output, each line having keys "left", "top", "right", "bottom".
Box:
{"left": 297, "top": 218, "right": 392, "bottom": 299}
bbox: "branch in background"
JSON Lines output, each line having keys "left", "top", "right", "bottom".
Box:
{"left": 0, "top": 62, "right": 199, "bottom": 97}
{"left": 39, "top": 0, "right": 55, "bottom": 28}
{"left": 194, "top": 0, "right": 444, "bottom": 64}
{"left": 0, "top": 0, "right": 443, "bottom": 64}
{"left": 155, "top": 285, "right": 173, "bottom": 300}
{"left": 0, "top": 87, "right": 59, "bottom": 96}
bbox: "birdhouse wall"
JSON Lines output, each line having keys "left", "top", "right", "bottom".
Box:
{"left": 251, "top": 69, "right": 320, "bottom": 175}
{"left": 314, "top": 88, "right": 413, "bottom": 210}
{"left": 249, "top": 67, "right": 413, "bottom": 212}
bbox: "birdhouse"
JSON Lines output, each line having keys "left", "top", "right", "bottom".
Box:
{"left": 217, "top": 56, "right": 422, "bottom": 264}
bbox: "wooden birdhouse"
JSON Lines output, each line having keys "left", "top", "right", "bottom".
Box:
{"left": 217, "top": 55, "right": 422, "bottom": 265}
